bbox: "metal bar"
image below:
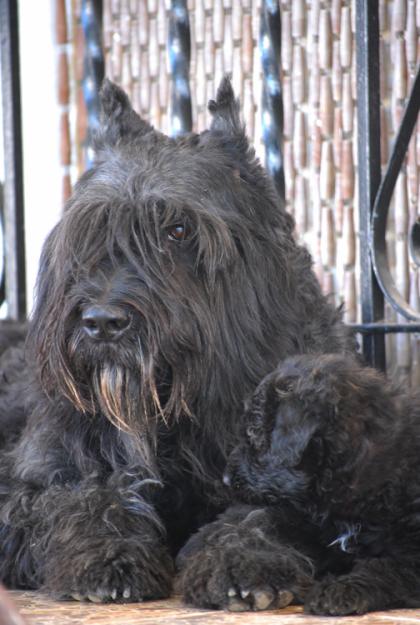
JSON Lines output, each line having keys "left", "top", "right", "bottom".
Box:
{"left": 370, "top": 65, "right": 420, "bottom": 320}
{"left": 0, "top": 186, "right": 5, "bottom": 306}
{"left": 0, "top": 0, "right": 26, "bottom": 319}
{"left": 259, "top": 0, "right": 285, "bottom": 202}
{"left": 355, "top": 0, "right": 385, "bottom": 370}
{"left": 168, "top": 0, "right": 192, "bottom": 137}
{"left": 81, "top": 0, "right": 104, "bottom": 167}
{"left": 410, "top": 216, "right": 420, "bottom": 268}
{"left": 349, "top": 323, "right": 420, "bottom": 335}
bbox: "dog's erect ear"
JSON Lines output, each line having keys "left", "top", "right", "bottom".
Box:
{"left": 208, "top": 77, "right": 249, "bottom": 151}
{"left": 97, "top": 79, "right": 154, "bottom": 146}
{"left": 208, "top": 77, "right": 242, "bottom": 134}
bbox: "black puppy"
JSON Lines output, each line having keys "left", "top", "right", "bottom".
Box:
{"left": 222, "top": 353, "right": 420, "bottom": 615}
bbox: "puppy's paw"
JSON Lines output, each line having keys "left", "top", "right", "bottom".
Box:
{"left": 177, "top": 511, "right": 313, "bottom": 610}
{"left": 305, "top": 576, "right": 371, "bottom": 616}
{"left": 179, "top": 550, "right": 295, "bottom": 612}
{"left": 44, "top": 539, "right": 174, "bottom": 603}
{"left": 225, "top": 587, "right": 294, "bottom": 612}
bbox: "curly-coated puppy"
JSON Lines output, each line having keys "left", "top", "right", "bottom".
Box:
{"left": 211, "top": 354, "right": 420, "bottom": 615}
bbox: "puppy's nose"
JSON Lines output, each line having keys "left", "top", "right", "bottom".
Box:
{"left": 82, "top": 305, "right": 131, "bottom": 341}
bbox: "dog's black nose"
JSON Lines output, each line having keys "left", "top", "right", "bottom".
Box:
{"left": 81, "top": 305, "right": 131, "bottom": 341}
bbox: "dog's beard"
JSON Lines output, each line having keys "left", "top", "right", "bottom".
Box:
{"left": 93, "top": 363, "right": 143, "bottom": 433}
{"left": 92, "top": 359, "right": 162, "bottom": 468}
{"left": 93, "top": 352, "right": 171, "bottom": 424}
{"left": 65, "top": 337, "right": 188, "bottom": 424}
{"left": 62, "top": 324, "right": 197, "bottom": 445}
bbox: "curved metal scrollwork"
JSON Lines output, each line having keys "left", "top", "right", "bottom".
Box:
{"left": 370, "top": 65, "right": 420, "bottom": 321}
{"left": 168, "top": 0, "right": 192, "bottom": 137}
{"left": 259, "top": 0, "right": 285, "bottom": 202}
{"left": 81, "top": 0, "right": 104, "bottom": 167}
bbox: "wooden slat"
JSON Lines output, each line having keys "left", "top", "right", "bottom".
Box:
{"left": 9, "top": 591, "right": 420, "bottom": 625}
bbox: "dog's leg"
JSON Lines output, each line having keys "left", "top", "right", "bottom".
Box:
{"left": 305, "top": 556, "right": 420, "bottom": 615}
{"left": 177, "top": 504, "right": 316, "bottom": 611}
{"left": 0, "top": 474, "right": 173, "bottom": 602}
{"left": 0, "top": 396, "right": 176, "bottom": 603}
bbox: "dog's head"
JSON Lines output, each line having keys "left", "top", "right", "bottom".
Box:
{"left": 225, "top": 354, "right": 397, "bottom": 511}
{"left": 28, "top": 78, "right": 298, "bottom": 438}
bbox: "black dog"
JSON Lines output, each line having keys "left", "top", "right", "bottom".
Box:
{"left": 0, "top": 79, "right": 353, "bottom": 603}
{"left": 188, "top": 353, "right": 420, "bottom": 615}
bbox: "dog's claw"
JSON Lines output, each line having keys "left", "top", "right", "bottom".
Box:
{"left": 253, "top": 589, "right": 275, "bottom": 610}
{"left": 278, "top": 589, "right": 294, "bottom": 608}
{"left": 71, "top": 593, "right": 83, "bottom": 602}
{"left": 111, "top": 588, "right": 117, "bottom": 600}
{"left": 99, "top": 587, "right": 114, "bottom": 601}
{"left": 240, "top": 589, "right": 250, "bottom": 599}
{"left": 87, "top": 594, "right": 103, "bottom": 603}
{"left": 227, "top": 587, "right": 236, "bottom": 598}
{"left": 123, "top": 587, "right": 131, "bottom": 599}
{"left": 228, "top": 597, "right": 249, "bottom": 612}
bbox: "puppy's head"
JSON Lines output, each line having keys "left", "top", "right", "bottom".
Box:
{"left": 225, "top": 354, "right": 395, "bottom": 509}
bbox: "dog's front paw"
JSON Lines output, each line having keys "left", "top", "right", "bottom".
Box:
{"left": 305, "top": 576, "right": 371, "bottom": 616}
{"left": 44, "top": 539, "right": 174, "bottom": 603}
{"left": 179, "top": 548, "right": 294, "bottom": 612}
{"left": 177, "top": 510, "right": 313, "bottom": 611}
{"left": 178, "top": 549, "right": 295, "bottom": 611}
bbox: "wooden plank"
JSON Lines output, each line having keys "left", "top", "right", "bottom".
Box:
{"left": 7, "top": 592, "right": 420, "bottom": 625}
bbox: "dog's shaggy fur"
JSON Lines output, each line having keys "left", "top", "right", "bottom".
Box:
{"left": 179, "top": 354, "right": 420, "bottom": 615}
{"left": 0, "top": 79, "right": 353, "bottom": 603}
{"left": 0, "top": 322, "right": 28, "bottom": 448}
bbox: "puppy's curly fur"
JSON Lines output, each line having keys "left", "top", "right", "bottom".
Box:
{"left": 180, "top": 354, "right": 420, "bottom": 615}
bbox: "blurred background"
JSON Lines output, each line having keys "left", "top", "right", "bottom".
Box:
{"left": 0, "top": 0, "right": 419, "bottom": 379}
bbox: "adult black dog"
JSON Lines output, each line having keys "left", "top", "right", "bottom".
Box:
{"left": 0, "top": 79, "right": 353, "bottom": 604}
{"left": 186, "top": 354, "right": 420, "bottom": 615}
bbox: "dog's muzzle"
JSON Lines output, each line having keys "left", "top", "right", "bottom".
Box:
{"left": 81, "top": 305, "right": 131, "bottom": 341}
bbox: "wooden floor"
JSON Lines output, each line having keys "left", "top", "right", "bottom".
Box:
{"left": 6, "top": 592, "right": 420, "bottom": 625}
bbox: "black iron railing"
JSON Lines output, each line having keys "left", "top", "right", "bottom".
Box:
{"left": 81, "top": 0, "right": 104, "bottom": 168}
{"left": 168, "top": 0, "right": 192, "bottom": 137}
{"left": 352, "top": 0, "right": 420, "bottom": 369}
{"left": 352, "top": 0, "right": 386, "bottom": 368}
{"left": 0, "top": 0, "right": 26, "bottom": 320}
{"left": 259, "top": 1, "right": 285, "bottom": 203}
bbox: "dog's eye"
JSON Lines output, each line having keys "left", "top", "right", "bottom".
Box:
{"left": 168, "top": 224, "right": 188, "bottom": 242}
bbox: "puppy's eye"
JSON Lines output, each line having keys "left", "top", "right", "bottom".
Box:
{"left": 168, "top": 224, "right": 188, "bottom": 242}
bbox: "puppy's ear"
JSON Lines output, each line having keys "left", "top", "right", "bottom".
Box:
{"left": 309, "top": 367, "right": 342, "bottom": 406}
{"left": 96, "top": 79, "right": 154, "bottom": 146}
{"left": 271, "top": 408, "right": 320, "bottom": 468}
